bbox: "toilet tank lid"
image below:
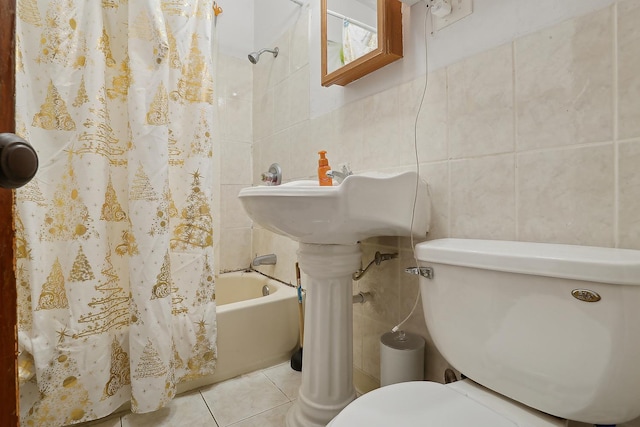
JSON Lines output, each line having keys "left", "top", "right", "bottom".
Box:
{"left": 416, "top": 239, "right": 640, "bottom": 286}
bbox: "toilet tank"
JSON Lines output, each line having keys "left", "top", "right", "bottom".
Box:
{"left": 416, "top": 239, "right": 640, "bottom": 425}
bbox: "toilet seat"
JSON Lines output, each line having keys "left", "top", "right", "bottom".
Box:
{"left": 328, "top": 381, "right": 564, "bottom": 427}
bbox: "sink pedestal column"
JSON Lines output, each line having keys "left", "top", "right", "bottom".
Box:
{"left": 286, "top": 243, "right": 362, "bottom": 427}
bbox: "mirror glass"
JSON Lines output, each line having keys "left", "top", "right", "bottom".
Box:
{"left": 325, "top": 0, "right": 378, "bottom": 74}
{"left": 321, "top": 0, "right": 403, "bottom": 87}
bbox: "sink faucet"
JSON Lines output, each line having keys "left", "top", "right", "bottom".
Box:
{"left": 326, "top": 163, "right": 353, "bottom": 184}
{"left": 252, "top": 254, "right": 277, "bottom": 266}
{"left": 261, "top": 163, "right": 282, "bottom": 186}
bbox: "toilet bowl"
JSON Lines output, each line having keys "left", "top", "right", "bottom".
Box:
{"left": 330, "top": 239, "right": 640, "bottom": 426}
{"left": 328, "top": 380, "right": 563, "bottom": 427}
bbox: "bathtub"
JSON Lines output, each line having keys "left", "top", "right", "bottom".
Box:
{"left": 178, "top": 270, "right": 299, "bottom": 392}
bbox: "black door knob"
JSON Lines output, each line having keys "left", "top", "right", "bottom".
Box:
{"left": 0, "top": 133, "right": 38, "bottom": 189}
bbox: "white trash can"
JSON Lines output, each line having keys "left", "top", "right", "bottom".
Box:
{"left": 380, "top": 330, "right": 425, "bottom": 387}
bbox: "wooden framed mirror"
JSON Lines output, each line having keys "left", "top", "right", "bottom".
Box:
{"left": 321, "top": 0, "right": 402, "bottom": 87}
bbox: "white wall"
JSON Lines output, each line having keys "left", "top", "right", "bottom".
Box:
{"left": 253, "top": 0, "right": 308, "bottom": 51}
{"left": 216, "top": 0, "right": 254, "bottom": 58}
{"left": 218, "top": 0, "right": 614, "bottom": 118}
{"left": 218, "top": 0, "right": 616, "bottom": 115}
{"left": 309, "top": 0, "right": 616, "bottom": 117}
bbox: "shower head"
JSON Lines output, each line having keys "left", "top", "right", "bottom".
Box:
{"left": 248, "top": 47, "right": 279, "bottom": 64}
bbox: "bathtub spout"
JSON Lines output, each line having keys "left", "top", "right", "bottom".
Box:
{"left": 252, "top": 254, "right": 277, "bottom": 266}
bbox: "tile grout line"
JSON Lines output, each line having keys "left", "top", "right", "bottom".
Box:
{"left": 225, "top": 401, "right": 294, "bottom": 427}
{"left": 261, "top": 370, "right": 289, "bottom": 400}
{"left": 261, "top": 366, "right": 299, "bottom": 402}
{"left": 445, "top": 64, "right": 451, "bottom": 238}
{"left": 512, "top": 40, "right": 519, "bottom": 241}
{"left": 612, "top": 1, "right": 620, "bottom": 248}
{"left": 199, "top": 390, "right": 220, "bottom": 427}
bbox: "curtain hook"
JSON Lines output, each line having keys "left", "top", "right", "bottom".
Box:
{"left": 213, "top": 2, "right": 223, "bottom": 16}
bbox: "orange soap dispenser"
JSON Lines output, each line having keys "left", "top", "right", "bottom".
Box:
{"left": 317, "top": 151, "right": 333, "bottom": 186}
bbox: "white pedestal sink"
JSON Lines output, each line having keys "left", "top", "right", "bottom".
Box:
{"left": 238, "top": 171, "right": 430, "bottom": 427}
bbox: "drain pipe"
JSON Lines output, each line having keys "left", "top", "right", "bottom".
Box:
{"left": 352, "top": 292, "right": 371, "bottom": 304}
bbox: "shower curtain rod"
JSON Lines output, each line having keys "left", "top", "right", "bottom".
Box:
{"left": 327, "top": 9, "right": 377, "bottom": 34}
{"left": 286, "top": 0, "right": 376, "bottom": 34}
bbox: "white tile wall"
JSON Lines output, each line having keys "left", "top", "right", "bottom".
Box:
{"left": 617, "top": 0, "right": 640, "bottom": 140}
{"left": 619, "top": 139, "right": 640, "bottom": 249}
{"left": 448, "top": 44, "right": 514, "bottom": 159}
{"left": 515, "top": 6, "right": 614, "bottom": 150}
{"left": 449, "top": 154, "right": 516, "bottom": 240}
{"left": 517, "top": 143, "right": 615, "bottom": 246}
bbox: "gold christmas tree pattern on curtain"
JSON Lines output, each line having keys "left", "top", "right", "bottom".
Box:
{"left": 98, "top": 27, "right": 117, "bottom": 67}
{"left": 107, "top": 56, "right": 132, "bottom": 101}
{"left": 23, "top": 353, "right": 96, "bottom": 426}
{"left": 171, "top": 287, "right": 188, "bottom": 316}
{"left": 101, "top": 175, "right": 128, "bottom": 222}
{"left": 151, "top": 251, "right": 173, "bottom": 300}
{"left": 36, "top": 258, "right": 69, "bottom": 311}
{"left": 167, "top": 186, "right": 179, "bottom": 218}
{"left": 102, "top": 0, "right": 120, "bottom": 9}
{"left": 161, "top": 0, "right": 191, "bottom": 17}
{"left": 133, "top": 339, "right": 168, "bottom": 379}
{"left": 41, "top": 153, "right": 97, "bottom": 241}
{"left": 76, "top": 91, "right": 128, "bottom": 166}
{"left": 15, "top": 111, "right": 29, "bottom": 139}
{"left": 195, "top": 1, "right": 213, "bottom": 19}
{"left": 190, "top": 109, "right": 213, "bottom": 157}
{"left": 165, "top": 22, "right": 181, "bottom": 69}
{"left": 14, "top": 216, "right": 31, "bottom": 260}
{"left": 102, "top": 337, "right": 131, "bottom": 399}
{"left": 115, "top": 221, "right": 139, "bottom": 256}
{"left": 194, "top": 254, "right": 215, "bottom": 306}
{"left": 72, "top": 76, "right": 89, "bottom": 108}
{"left": 32, "top": 80, "right": 76, "bottom": 131}
{"left": 130, "top": 9, "right": 159, "bottom": 42}
{"left": 170, "top": 34, "right": 214, "bottom": 104}
{"left": 183, "top": 320, "right": 217, "bottom": 381}
{"left": 146, "top": 81, "right": 169, "bottom": 125}
{"left": 130, "top": 9, "right": 169, "bottom": 69}
{"left": 18, "top": 0, "right": 42, "bottom": 27}
{"left": 170, "top": 171, "right": 213, "bottom": 250}
{"left": 68, "top": 245, "right": 95, "bottom": 282}
{"left": 16, "top": 180, "right": 46, "bottom": 206}
{"left": 168, "top": 129, "right": 184, "bottom": 166}
{"left": 75, "top": 249, "right": 129, "bottom": 338}
{"left": 169, "top": 340, "right": 184, "bottom": 383}
{"left": 149, "top": 186, "right": 171, "bottom": 236}
{"left": 16, "top": 34, "right": 25, "bottom": 73}
{"left": 16, "top": 265, "right": 34, "bottom": 331}
{"left": 129, "top": 293, "right": 144, "bottom": 325}
{"left": 130, "top": 163, "right": 158, "bottom": 201}
{"left": 171, "top": 340, "right": 184, "bottom": 371}
{"left": 37, "top": 0, "right": 87, "bottom": 68}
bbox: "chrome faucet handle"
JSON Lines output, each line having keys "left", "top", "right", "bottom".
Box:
{"left": 261, "top": 172, "right": 277, "bottom": 184}
{"left": 339, "top": 163, "right": 352, "bottom": 176}
{"left": 261, "top": 163, "right": 282, "bottom": 186}
{"left": 326, "top": 163, "right": 353, "bottom": 184}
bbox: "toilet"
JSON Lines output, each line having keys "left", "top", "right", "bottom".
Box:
{"left": 329, "top": 239, "right": 640, "bottom": 427}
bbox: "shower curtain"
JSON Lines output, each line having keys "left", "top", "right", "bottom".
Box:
{"left": 342, "top": 19, "right": 377, "bottom": 66}
{"left": 14, "top": 1, "right": 217, "bottom": 425}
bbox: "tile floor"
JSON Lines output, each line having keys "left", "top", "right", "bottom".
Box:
{"left": 81, "top": 362, "right": 301, "bottom": 427}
